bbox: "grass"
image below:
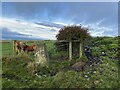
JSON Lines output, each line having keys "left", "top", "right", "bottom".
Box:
{"left": 1, "top": 40, "right": 45, "bottom": 56}
{"left": 1, "top": 42, "right": 13, "bottom": 56}
{"left": 2, "top": 55, "right": 119, "bottom": 88}
{"left": 1, "top": 37, "right": 119, "bottom": 88}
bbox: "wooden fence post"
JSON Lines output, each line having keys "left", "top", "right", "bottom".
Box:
{"left": 79, "top": 42, "right": 83, "bottom": 59}
{"left": 13, "top": 40, "right": 15, "bottom": 54}
{"left": 44, "top": 43, "right": 49, "bottom": 61}
{"left": 69, "top": 41, "right": 72, "bottom": 60}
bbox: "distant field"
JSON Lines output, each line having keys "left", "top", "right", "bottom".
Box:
{"left": 2, "top": 42, "right": 13, "bottom": 56}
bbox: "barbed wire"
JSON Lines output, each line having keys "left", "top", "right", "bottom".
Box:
{"left": 54, "top": 44, "right": 68, "bottom": 48}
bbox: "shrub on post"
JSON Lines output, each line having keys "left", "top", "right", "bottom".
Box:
{"left": 56, "top": 25, "right": 91, "bottom": 60}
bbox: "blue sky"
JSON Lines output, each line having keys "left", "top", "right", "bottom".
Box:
{"left": 1, "top": 2, "right": 118, "bottom": 40}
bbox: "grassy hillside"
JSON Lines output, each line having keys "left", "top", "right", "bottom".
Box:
{"left": 1, "top": 37, "right": 119, "bottom": 88}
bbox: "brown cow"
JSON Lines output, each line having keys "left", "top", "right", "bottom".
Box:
{"left": 14, "top": 40, "right": 27, "bottom": 54}
{"left": 23, "top": 45, "right": 37, "bottom": 52}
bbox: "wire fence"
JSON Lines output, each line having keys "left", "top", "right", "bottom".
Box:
{"left": 1, "top": 40, "right": 39, "bottom": 56}
{"left": 1, "top": 40, "right": 82, "bottom": 60}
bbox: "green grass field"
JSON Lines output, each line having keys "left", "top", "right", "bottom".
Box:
{"left": 2, "top": 42, "right": 13, "bottom": 56}
{"left": 1, "top": 40, "right": 47, "bottom": 56}
{"left": 1, "top": 37, "right": 120, "bottom": 88}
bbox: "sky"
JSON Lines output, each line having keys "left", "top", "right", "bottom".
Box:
{"left": 0, "top": 2, "right": 118, "bottom": 40}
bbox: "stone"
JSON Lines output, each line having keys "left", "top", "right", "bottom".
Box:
{"left": 71, "top": 61, "right": 86, "bottom": 71}
{"left": 94, "top": 80, "right": 100, "bottom": 85}
{"left": 34, "top": 44, "right": 49, "bottom": 67}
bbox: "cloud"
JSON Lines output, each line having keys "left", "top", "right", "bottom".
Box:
{"left": 1, "top": 18, "right": 60, "bottom": 40}
{"left": 35, "top": 21, "right": 64, "bottom": 28}
{"left": 0, "top": 17, "right": 117, "bottom": 40}
{"left": 2, "top": 27, "right": 48, "bottom": 40}
{"left": 1, "top": 2, "right": 117, "bottom": 39}
{"left": 2, "top": 27, "right": 36, "bottom": 40}
{"left": 2, "top": 2, "right": 117, "bottom": 26}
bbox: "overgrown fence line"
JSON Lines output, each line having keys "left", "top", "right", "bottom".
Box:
{"left": 56, "top": 40, "right": 83, "bottom": 60}
{"left": 1, "top": 40, "right": 39, "bottom": 56}
{"left": 2, "top": 40, "right": 83, "bottom": 61}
